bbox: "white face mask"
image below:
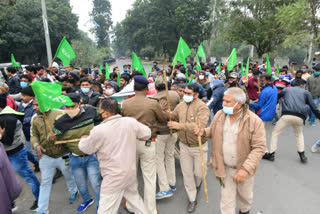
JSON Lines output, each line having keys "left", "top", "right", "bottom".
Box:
{"left": 66, "top": 108, "right": 80, "bottom": 118}
{"left": 199, "top": 75, "right": 204, "bottom": 80}
{"left": 248, "top": 73, "right": 253, "bottom": 77}
{"left": 106, "top": 89, "right": 114, "bottom": 95}
{"left": 183, "top": 95, "right": 194, "bottom": 103}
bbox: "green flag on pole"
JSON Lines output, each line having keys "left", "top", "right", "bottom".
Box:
{"left": 105, "top": 63, "right": 110, "bottom": 79}
{"left": 245, "top": 57, "right": 250, "bottom": 81}
{"left": 217, "top": 61, "right": 221, "bottom": 73}
{"left": 99, "top": 65, "right": 103, "bottom": 74}
{"left": 54, "top": 36, "right": 76, "bottom": 66}
{"left": 276, "top": 64, "right": 280, "bottom": 75}
{"left": 196, "top": 55, "right": 201, "bottom": 72}
{"left": 197, "top": 43, "right": 206, "bottom": 59}
{"left": 132, "top": 52, "right": 147, "bottom": 78}
{"left": 241, "top": 61, "right": 244, "bottom": 77}
{"left": 11, "top": 54, "right": 20, "bottom": 67}
{"left": 188, "top": 74, "right": 194, "bottom": 85}
{"left": 30, "top": 81, "right": 73, "bottom": 113}
{"left": 265, "top": 54, "right": 272, "bottom": 75}
{"left": 117, "top": 72, "right": 121, "bottom": 87}
{"left": 172, "top": 37, "right": 191, "bottom": 68}
{"left": 148, "top": 65, "right": 152, "bottom": 73}
{"left": 227, "top": 48, "right": 237, "bottom": 71}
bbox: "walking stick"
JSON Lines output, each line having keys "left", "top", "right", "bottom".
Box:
{"left": 55, "top": 138, "right": 81, "bottom": 145}
{"left": 196, "top": 118, "right": 208, "bottom": 203}
{"left": 162, "top": 53, "right": 172, "bottom": 136}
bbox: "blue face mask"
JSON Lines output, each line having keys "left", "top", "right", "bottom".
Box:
{"left": 223, "top": 102, "right": 239, "bottom": 115}
{"left": 205, "top": 72, "right": 210, "bottom": 76}
{"left": 81, "top": 87, "right": 90, "bottom": 94}
{"left": 279, "top": 75, "right": 285, "bottom": 79}
{"left": 20, "top": 82, "right": 28, "bottom": 88}
{"left": 301, "top": 69, "right": 306, "bottom": 73}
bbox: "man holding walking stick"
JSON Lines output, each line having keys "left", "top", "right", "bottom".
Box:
{"left": 195, "top": 87, "right": 266, "bottom": 214}
{"left": 167, "top": 83, "right": 210, "bottom": 213}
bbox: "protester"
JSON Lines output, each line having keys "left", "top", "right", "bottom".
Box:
{"left": 31, "top": 99, "right": 78, "bottom": 214}
{"left": 168, "top": 83, "right": 210, "bottom": 213}
{"left": 7, "top": 67, "right": 21, "bottom": 94}
{"left": 290, "top": 70, "right": 306, "bottom": 86}
{"left": 17, "top": 86, "right": 39, "bottom": 172}
{"left": 250, "top": 74, "right": 278, "bottom": 154}
{"left": 264, "top": 79, "right": 320, "bottom": 163}
{"left": 0, "top": 83, "right": 17, "bottom": 110}
{"left": 0, "top": 141, "right": 22, "bottom": 214}
{"left": 79, "top": 78, "right": 100, "bottom": 107}
{"left": 103, "top": 81, "right": 119, "bottom": 97}
{"left": 225, "top": 72, "right": 249, "bottom": 104}
{"left": 152, "top": 76, "right": 180, "bottom": 200}
{"left": 175, "top": 83, "right": 186, "bottom": 102}
{"left": 306, "top": 63, "right": 320, "bottom": 126}
{"left": 274, "top": 70, "right": 291, "bottom": 92}
{"left": 20, "top": 74, "right": 33, "bottom": 88}
{"left": 209, "top": 79, "right": 227, "bottom": 115}
{"left": 195, "top": 87, "right": 266, "bottom": 214}
{"left": 121, "top": 75, "right": 167, "bottom": 214}
{"left": 78, "top": 98, "right": 150, "bottom": 214}
{"left": 53, "top": 93, "right": 101, "bottom": 212}
{"left": 197, "top": 71, "right": 210, "bottom": 94}
{"left": 245, "top": 69, "right": 260, "bottom": 102}
{"left": 0, "top": 93, "right": 40, "bottom": 211}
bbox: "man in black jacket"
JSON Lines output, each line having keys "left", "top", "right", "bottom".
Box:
{"left": 0, "top": 93, "right": 40, "bottom": 211}
{"left": 264, "top": 79, "right": 320, "bottom": 163}
{"left": 7, "top": 67, "right": 21, "bottom": 94}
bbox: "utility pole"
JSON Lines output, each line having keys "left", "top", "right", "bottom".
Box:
{"left": 41, "top": 0, "right": 53, "bottom": 66}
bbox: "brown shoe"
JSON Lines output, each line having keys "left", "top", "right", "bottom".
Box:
{"left": 122, "top": 200, "right": 135, "bottom": 214}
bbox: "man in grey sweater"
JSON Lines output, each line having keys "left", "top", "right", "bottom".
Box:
{"left": 306, "top": 63, "right": 320, "bottom": 126}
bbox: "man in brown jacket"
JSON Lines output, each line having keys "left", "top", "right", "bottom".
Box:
{"left": 152, "top": 76, "right": 180, "bottom": 199}
{"left": 195, "top": 87, "right": 266, "bottom": 214}
{"left": 121, "top": 75, "right": 167, "bottom": 214}
{"left": 168, "top": 83, "right": 210, "bottom": 213}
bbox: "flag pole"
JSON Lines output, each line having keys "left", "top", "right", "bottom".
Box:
{"left": 43, "top": 112, "right": 54, "bottom": 135}
{"left": 162, "top": 53, "right": 172, "bottom": 136}
{"left": 196, "top": 118, "right": 208, "bottom": 203}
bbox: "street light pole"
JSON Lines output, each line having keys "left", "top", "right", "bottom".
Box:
{"left": 41, "top": 0, "right": 53, "bottom": 66}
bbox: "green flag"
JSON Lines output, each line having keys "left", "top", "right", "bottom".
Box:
{"left": 276, "top": 64, "right": 280, "bottom": 75}
{"left": 217, "top": 61, "right": 221, "bottom": 73}
{"left": 117, "top": 72, "right": 121, "bottom": 87}
{"left": 241, "top": 61, "right": 244, "bottom": 77}
{"left": 197, "top": 43, "right": 206, "bottom": 59}
{"left": 172, "top": 37, "right": 191, "bottom": 68}
{"left": 54, "top": 36, "right": 76, "bottom": 66}
{"left": 30, "top": 81, "right": 73, "bottom": 113}
{"left": 132, "top": 52, "right": 147, "bottom": 78}
{"left": 265, "top": 54, "right": 272, "bottom": 74}
{"left": 196, "top": 55, "right": 201, "bottom": 72}
{"left": 245, "top": 57, "right": 250, "bottom": 81}
{"left": 188, "top": 74, "right": 194, "bottom": 85}
{"left": 105, "top": 63, "right": 110, "bottom": 79}
{"left": 185, "top": 69, "right": 188, "bottom": 78}
{"left": 99, "top": 65, "right": 103, "bottom": 74}
{"left": 11, "top": 54, "right": 20, "bottom": 67}
{"left": 148, "top": 65, "right": 152, "bottom": 73}
{"left": 227, "top": 48, "right": 237, "bottom": 71}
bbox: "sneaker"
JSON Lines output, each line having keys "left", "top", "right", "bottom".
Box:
{"left": 156, "top": 189, "right": 173, "bottom": 200}
{"left": 12, "top": 201, "right": 18, "bottom": 213}
{"left": 77, "top": 199, "right": 94, "bottom": 212}
{"left": 169, "top": 185, "right": 176, "bottom": 192}
{"left": 311, "top": 143, "right": 320, "bottom": 153}
{"left": 30, "top": 200, "right": 38, "bottom": 211}
{"left": 69, "top": 191, "right": 78, "bottom": 204}
{"left": 311, "top": 122, "right": 316, "bottom": 127}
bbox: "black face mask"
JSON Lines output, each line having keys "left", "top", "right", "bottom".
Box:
{"left": 229, "top": 81, "right": 237, "bottom": 87}
{"left": 80, "top": 75, "right": 84, "bottom": 78}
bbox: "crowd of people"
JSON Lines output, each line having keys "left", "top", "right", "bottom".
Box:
{"left": 0, "top": 55, "right": 320, "bottom": 214}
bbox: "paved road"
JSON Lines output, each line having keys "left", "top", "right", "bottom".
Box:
{"left": 14, "top": 120, "right": 320, "bottom": 214}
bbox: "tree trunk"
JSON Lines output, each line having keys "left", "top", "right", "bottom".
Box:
{"left": 248, "top": 45, "right": 254, "bottom": 58}
{"left": 305, "top": 36, "right": 313, "bottom": 66}
{"left": 206, "top": 0, "right": 217, "bottom": 57}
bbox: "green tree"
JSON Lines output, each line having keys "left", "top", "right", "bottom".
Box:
{"left": 226, "top": 0, "right": 294, "bottom": 58}
{"left": 114, "top": 0, "right": 212, "bottom": 59}
{"left": 0, "top": 0, "right": 79, "bottom": 65}
{"left": 90, "top": 0, "right": 112, "bottom": 48}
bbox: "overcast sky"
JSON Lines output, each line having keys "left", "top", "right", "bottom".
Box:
{"left": 70, "top": 0, "right": 134, "bottom": 40}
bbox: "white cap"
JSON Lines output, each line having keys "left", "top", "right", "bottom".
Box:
{"left": 52, "top": 62, "right": 59, "bottom": 69}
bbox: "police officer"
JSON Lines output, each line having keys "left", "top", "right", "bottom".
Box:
{"left": 121, "top": 75, "right": 167, "bottom": 214}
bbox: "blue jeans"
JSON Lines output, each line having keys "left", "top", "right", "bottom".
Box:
{"left": 25, "top": 140, "right": 39, "bottom": 165}
{"left": 308, "top": 98, "right": 319, "bottom": 123}
{"left": 69, "top": 154, "right": 101, "bottom": 206}
{"left": 37, "top": 154, "right": 78, "bottom": 214}
{"left": 8, "top": 146, "right": 40, "bottom": 200}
